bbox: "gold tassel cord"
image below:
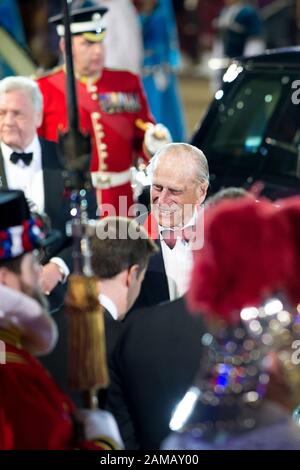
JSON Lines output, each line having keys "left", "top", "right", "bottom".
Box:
{"left": 65, "top": 275, "right": 109, "bottom": 398}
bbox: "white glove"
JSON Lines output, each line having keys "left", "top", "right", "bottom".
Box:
{"left": 144, "top": 123, "right": 172, "bottom": 156}
{"left": 75, "top": 409, "right": 124, "bottom": 449}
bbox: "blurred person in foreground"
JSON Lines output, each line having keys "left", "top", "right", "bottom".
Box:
{"left": 163, "top": 195, "right": 300, "bottom": 450}
{"left": 0, "top": 189, "right": 122, "bottom": 450}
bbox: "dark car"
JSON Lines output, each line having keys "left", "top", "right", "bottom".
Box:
{"left": 191, "top": 47, "right": 300, "bottom": 199}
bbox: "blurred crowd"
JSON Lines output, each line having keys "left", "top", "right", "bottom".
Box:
{"left": 1, "top": 1, "right": 300, "bottom": 133}
{"left": 1, "top": 1, "right": 300, "bottom": 73}
{"left": 1, "top": 1, "right": 298, "bottom": 68}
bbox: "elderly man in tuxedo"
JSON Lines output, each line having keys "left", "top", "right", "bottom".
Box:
{"left": 133, "top": 142, "right": 209, "bottom": 308}
{"left": 0, "top": 75, "right": 97, "bottom": 306}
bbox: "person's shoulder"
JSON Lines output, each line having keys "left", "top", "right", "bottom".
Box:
{"left": 39, "top": 136, "right": 58, "bottom": 150}
{"left": 39, "top": 137, "right": 62, "bottom": 168}
{"left": 125, "top": 298, "right": 185, "bottom": 328}
{"left": 34, "top": 65, "right": 64, "bottom": 83}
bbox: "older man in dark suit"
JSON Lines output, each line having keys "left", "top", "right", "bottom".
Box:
{"left": 0, "top": 75, "right": 97, "bottom": 306}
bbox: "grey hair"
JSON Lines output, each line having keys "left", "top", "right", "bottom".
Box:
{"left": 206, "top": 187, "right": 251, "bottom": 208}
{"left": 147, "top": 142, "right": 209, "bottom": 186}
{"left": 0, "top": 76, "right": 43, "bottom": 114}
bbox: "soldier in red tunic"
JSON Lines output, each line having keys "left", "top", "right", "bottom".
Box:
{"left": 0, "top": 190, "right": 123, "bottom": 450}
{"left": 36, "top": 4, "right": 170, "bottom": 215}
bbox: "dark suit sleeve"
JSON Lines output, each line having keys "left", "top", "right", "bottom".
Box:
{"left": 131, "top": 243, "right": 170, "bottom": 310}
{"left": 104, "top": 311, "right": 124, "bottom": 363}
{"left": 106, "top": 359, "right": 140, "bottom": 450}
{"left": 105, "top": 332, "right": 140, "bottom": 450}
{"left": 106, "top": 299, "right": 206, "bottom": 449}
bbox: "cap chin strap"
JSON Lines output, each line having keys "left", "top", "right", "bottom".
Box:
{"left": 56, "top": 22, "right": 106, "bottom": 40}
{"left": 82, "top": 31, "right": 106, "bottom": 42}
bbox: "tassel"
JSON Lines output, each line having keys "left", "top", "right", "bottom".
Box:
{"left": 65, "top": 274, "right": 109, "bottom": 405}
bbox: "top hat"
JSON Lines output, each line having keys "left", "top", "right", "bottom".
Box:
{"left": 49, "top": 3, "right": 108, "bottom": 42}
{"left": 0, "top": 190, "right": 61, "bottom": 262}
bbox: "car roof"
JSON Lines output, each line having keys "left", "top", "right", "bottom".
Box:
{"left": 237, "top": 46, "right": 300, "bottom": 70}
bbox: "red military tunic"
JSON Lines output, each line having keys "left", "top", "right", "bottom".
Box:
{"left": 37, "top": 66, "right": 154, "bottom": 214}
{"left": 0, "top": 334, "right": 115, "bottom": 450}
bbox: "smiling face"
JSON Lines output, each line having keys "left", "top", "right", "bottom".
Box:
{"left": 0, "top": 90, "right": 42, "bottom": 150}
{"left": 151, "top": 151, "right": 208, "bottom": 228}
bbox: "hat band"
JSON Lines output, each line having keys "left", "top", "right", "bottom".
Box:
{"left": 56, "top": 22, "right": 106, "bottom": 37}
{"left": 0, "top": 217, "right": 44, "bottom": 261}
{"left": 82, "top": 31, "right": 106, "bottom": 42}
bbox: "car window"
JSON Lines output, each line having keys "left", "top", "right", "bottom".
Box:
{"left": 260, "top": 75, "right": 300, "bottom": 177}
{"left": 206, "top": 75, "right": 282, "bottom": 156}
{"left": 267, "top": 89, "right": 300, "bottom": 152}
{"left": 201, "top": 71, "right": 300, "bottom": 178}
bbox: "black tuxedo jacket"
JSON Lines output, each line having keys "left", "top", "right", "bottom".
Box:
{"left": 106, "top": 297, "right": 206, "bottom": 450}
{"left": 103, "top": 308, "right": 124, "bottom": 363}
{"left": 132, "top": 239, "right": 170, "bottom": 309}
{"left": 0, "top": 137, "right": 98, "bottom": 267}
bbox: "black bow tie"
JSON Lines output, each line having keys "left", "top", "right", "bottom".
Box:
{"left": 10, "top": 151, "right": 33, "bottom": 166}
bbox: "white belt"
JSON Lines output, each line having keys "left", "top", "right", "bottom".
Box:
{"left": 91, "top": 169, "right": 131, "bottom": 189}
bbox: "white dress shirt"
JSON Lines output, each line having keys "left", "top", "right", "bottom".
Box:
{"left": 159, "top": 214, "right": 197, "bottom": 301}
{"left": 1, "top": 136, "right": 45, "bottom": 213}
{"left": 99, "top": 293, "right": 119, "bottom": 320}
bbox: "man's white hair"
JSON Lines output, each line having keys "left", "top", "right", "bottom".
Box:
{"left": 147, "top": 142, "right": 209, "bottom": 186}
{"left": 0, "top": 76, "right": 43, "bottom": 114}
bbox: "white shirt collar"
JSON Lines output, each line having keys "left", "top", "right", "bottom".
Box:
{"left": 99, "top": 293, "right": 119, "bottom": 320}
{"left": 1, "top": 135, "right": 45, "bottom": 213}
{"left": 1, "top": 134, "right": 40, "bottom": 165}
{"left": 158, "top": 210, "right": 199, "bottom": 250}
{"left": 158, "top": 209, "right": 198, "bottom": 235}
